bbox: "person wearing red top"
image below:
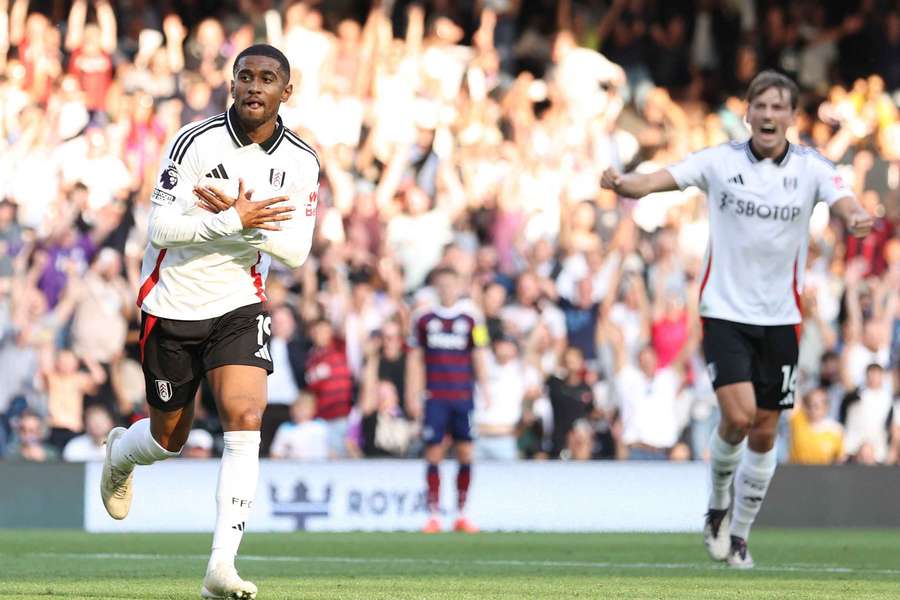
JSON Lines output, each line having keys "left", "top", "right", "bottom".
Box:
{"left": 651, "top": 290, "right": 690, "bottom": 369}
{"left": 64, "top": 0, "right": 116, "bottom": 113}
{"left": 844, "top": 191, "right": 894, "bottom": 277}
{"left": 304, "top": 318, "right": 354, "bottom": 457}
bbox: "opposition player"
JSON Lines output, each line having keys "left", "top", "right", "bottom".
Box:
{"left": 100, "top": 44, "right": 319, "bottom": 598}
{"left": 406, "top": 267, "right": 491, "bottom": 533}
{"left": 601, "top": 70, "right": 871, "bottom": 567}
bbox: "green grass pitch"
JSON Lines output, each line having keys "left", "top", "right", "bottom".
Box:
{"left": 1, "top": 529, "right": 898, "bottom": 599}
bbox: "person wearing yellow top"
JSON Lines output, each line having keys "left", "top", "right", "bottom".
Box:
{"left": 789, "top": 387, "right": 845, "bottom": 465}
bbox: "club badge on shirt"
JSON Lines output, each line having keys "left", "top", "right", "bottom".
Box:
{"left": 269, "top": 168, "right": 285, "bottom": 190}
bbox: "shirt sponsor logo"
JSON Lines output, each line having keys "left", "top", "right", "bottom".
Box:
{"left": 151, "top": 188, "right": 176, "bottom": 205}
{"left": 718, "top": 192, "right": 801, "bottom": 222}
{"left": 427, "top": 332, "right": 469, "bottom": 350}
{"left": 159, "top": 165, "right": 179, "bottom": 190}
{"left": 452, "top": 318, "right": 470, "bottom": 335}
{"left": 305, "top": 186, "right": 319, "bottom": 217}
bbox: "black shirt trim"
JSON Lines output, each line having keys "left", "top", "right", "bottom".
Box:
{"left": 226, "top": 105, "right": 284, "bottom": 155}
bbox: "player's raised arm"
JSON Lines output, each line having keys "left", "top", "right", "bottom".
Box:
{"left": 600, "top": 166, "right": 679, "bottom": 199}
{"left": 405, "top": 346, "right": 425, "bottom": 421}
{"left": 830, "top": 197, "right": 872, "bottom": 238}
{"left": 404, "top": 312, "right": 426, "bottom": 421}
{"left": 808, "top": 151, "right": 873, "bottom": 239}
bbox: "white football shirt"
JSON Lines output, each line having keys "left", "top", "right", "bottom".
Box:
{"left": 137, "top": 107, "right": 320, "bottom": 320}
{"left": 668, "top": 141, "right": 851, "bottom": 326}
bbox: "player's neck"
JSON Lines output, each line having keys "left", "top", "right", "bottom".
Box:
{"left": 243, "top": 119, "right": 278, "bottom": 145}
{"left": 748, "top": 138, "right": 789, "bottom": 162}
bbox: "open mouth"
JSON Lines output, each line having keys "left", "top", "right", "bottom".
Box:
{"left": 759, "top": 124, "right": 777, "bottom": 135}
{"left": 244, "top": 99, "right": 264, "bottom": 110}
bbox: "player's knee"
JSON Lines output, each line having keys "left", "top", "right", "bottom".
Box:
{"left": 223, "top": 406, "right": 263, "bottom": 431}
{"left": 722, "top": 412, "right": 754, "bottom": 438}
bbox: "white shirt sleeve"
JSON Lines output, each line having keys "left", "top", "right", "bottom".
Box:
{"left": 666, "top": 147, "right": 717, "bottom": 192}
{"left": 146, "top": 137, "right": 244, "bottom": 248}
{"left": 811, "top": 154, "right": 852, "bottom": 206}
{"left": 242, "top": 162, "right": 320, "bottom": 269}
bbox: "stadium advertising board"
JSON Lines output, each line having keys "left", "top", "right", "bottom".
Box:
{"left": 84, "top": 460, "right": 706, "bottom": 532}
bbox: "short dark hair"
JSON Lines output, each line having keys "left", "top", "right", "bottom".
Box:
{"left": 233, "top": 44, "right": 291, "bottom": 81}
{"left": 746, "top": 70, "right": 799, "bottom": 109}
{"left": 865, "top": 363, "right": 884, "bottom": 375}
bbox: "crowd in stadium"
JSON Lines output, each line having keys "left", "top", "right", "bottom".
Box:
{"left": 0, "top": 0, "right": 898, "bottom": 466}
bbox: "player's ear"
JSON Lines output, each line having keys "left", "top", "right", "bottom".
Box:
{"left": 229, "top": 78, "right": 235, "bottom": 100}
{"left": 281, "top": 83, "right": 292, "bottom": 103}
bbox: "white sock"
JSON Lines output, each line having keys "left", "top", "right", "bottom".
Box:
{"left": 111, "top": 418, "right": 180, "bottom": 472}
{"left": 209, "top": 431, "right": 260, "bottom": 570}
{"left": 729, "top": 447, "right": 777, "bottom": 541}
{"left": 708, "top": 431, "right": 744, "bottom": 510}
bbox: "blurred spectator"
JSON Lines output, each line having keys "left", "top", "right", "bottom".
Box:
{"left": 5, "top": 408, "right": 57, "bottom": 462}
{"left": 545, "top": 346, "right": 595, "bottom": 458}
{"left": 841, "top": 261, "right": 896, "bottom": 391}
{"left": 70, "top": 247, "right": 130, "bottom": 417}
{"left": 65, "top": 0, "right": 116, "bottom": 114}
{"left": 40, "top": 348, "right": 105, "bottom": 452}
{"left": 607, "top": 315, "right": 694, "bottom": 461}
{"left": 474, "top": 334, "right": 541, "bottom": 460}
{"left": 182, "top": 428, "right": 214, "bottom": 459}
{"left": 842, "top": 364, "right": 896, "bottom": 464}
{"left": 270, "top": 394, "right": 329, "bottom": 460}
{"left": 261, "top": 305, "right": 307, "bottom": 457}
{"left": 789, "top": 388, "right": 844, "bottom": 465}
{"left": 62, "top": 404, "right": 113, "bottom": 462}
{"left": 304, "top": 318, "right": 353, "bottom": 457}
{"left": 564, "top": 418, "right": 595, "bottom": 461}
{"left": 357, "top": 379, "right": 416, "bottom": 458}
{"left": 369, "top": 319, "right": 409, "bottom": 414}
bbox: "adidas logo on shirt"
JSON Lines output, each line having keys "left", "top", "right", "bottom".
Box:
{"left": 727, "top": 173, "right": 744, "bottom": 185}
{"left": 254, "top": 345, "right": 271, "bottom": 362}
{"left": 205, "top": 164, "right": 229, "bottom": 179}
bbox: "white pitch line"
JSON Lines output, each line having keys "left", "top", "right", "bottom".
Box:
{"left": 20, "top": 553, "right": 900, "bottom": 577}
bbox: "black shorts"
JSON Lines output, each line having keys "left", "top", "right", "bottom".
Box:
{"left": 139, "top": 303, "right": 273, "bottom": 411}
{"left": 701, "top": 317, "right": 799, "bottom": 411}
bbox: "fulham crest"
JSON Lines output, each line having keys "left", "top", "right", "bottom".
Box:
{"left": 155, "top": 379, "right": 173, "bottom": 403}
{"left": 269, "top": 168, "right": 285, "bottom": 190}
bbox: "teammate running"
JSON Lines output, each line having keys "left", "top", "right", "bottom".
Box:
{"left": 406, "top": 267, "right": 491, "bottom": 533}
{"left": 100, "top": 44, "right": 319, "bottom": 598}
{"left": 601, "top": 70, "right": 871, "bottom": 567}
